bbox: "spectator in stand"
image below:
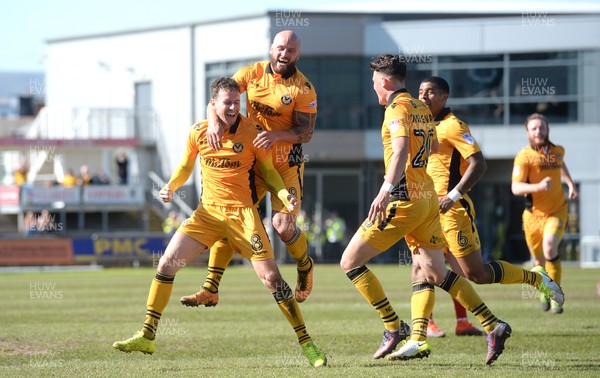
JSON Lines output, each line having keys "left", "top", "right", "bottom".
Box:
{"left": 80, "top": 165, "right": 92, "bottom": 185}
{"left": 13, "top": 156, "right": 29, "bottom": 186}
{"left": 116, "top": 150, "right": 129, "bottom": 185}
{"left": 36, "top": 210, "right": 53, "bottom": 234}
{"left": 23, "top": 211, "right": 36, "bottom": 236}
{"left": 92, "top": 169, "right": 111, "bottom": 185}
{"left": 62, "top": 169, "right": 78, "bottom": 187}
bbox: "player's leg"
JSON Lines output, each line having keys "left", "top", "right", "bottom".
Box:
{"left": 340, "top": 207, "right": 410, "bottom": 359}
{"left": 268, "top": 164, "right": 314, "bottom": 302}
{"left": 444, "top": 252, "right": 484, "bottom": 336}
{"left": 231, "top": 206, "right": 325, "bottom": 367}
{"left": 180, "top": 238, "right": 234, "bottom": 307}
{"left": 389, "top": 200, "right": 509, "bottom": 365}
{"left": 113, "top": 231, "right": 208, "bottom": 354}
{"left": 542, "top": 210, "right": 567, "bottom": 314}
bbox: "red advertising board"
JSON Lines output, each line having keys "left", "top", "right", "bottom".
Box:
{"left": 0, "top": 239, "right": 73, "bottom": 265}
{"left": 0, "top": 185, "right": 20, "bottom": 206}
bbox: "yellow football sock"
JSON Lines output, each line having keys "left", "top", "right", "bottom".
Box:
{"left": 142, "top": 272, "right": 174, "bottom": 340}
{"left": 410, "top": 281, "right": 435, "bottom": 342}
{"left": 346, "top": 266, "right": 400, "bottom": 331}
{"left": 487, "top": 260, "right": 539, "bottom": 286}
{"left": 284, "top": 227, "right": 310, "bottom": 270}
{"left": 545, "top": 256, "right": 562, "bottom": 285}
{"left": 203, "top": 239, "right": 233, "bottom": 292}
{"left": 438, "top": 270, "right": 497, "bottom": 334}
{"left": 273, "top": 281, "right": 312, "bottom": 345}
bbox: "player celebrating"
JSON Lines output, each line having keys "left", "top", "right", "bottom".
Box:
{"left": 341, "top": 54, "right": 511, "bottom": 365}
{"left": 113, "top": 78, "right": 326, "bottom": 367}
{"left": 419, "top": 77, "right": 564, "bottom": 336}
{"left": 180, "top": 30, "right": 317, "bottom": 307}
{"left": 512, "top": 113, "right": 577, "bottom": 314}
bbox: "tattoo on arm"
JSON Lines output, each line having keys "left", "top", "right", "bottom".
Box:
{"left": 293, "top": 111, "right": 317, "bottom": 144}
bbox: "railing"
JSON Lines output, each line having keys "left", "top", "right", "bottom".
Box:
{"left": 148, "top": 171, "right": 194, "bottom": 217}
{"left": 22, "top": 106, "right": 158, "bottom": 142}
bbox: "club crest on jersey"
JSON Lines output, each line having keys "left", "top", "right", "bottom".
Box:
{"left": 462, "top": 132, "right": 475, "bottom": 145}
{"left": 233, "top": 142, "right": 244, "bottom": 153}
{"left": 281, "top": 94, "right": 292, "bottom": 105}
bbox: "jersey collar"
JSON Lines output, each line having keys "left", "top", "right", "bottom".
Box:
{"left": 266, "top": 63, "right": 297, "bottom": 79}
{"left": 226, "top": 115, "right": 242, "bottom": 135}
{"left": 386, "top": 88, "right": 408, "bottom": 107}
{"left": 434, "top": 107, "right": 452, "bottom": 122}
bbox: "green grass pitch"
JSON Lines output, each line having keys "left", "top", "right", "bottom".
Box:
{"left": 1, "top": 264, "right": 600, "bottom": 377}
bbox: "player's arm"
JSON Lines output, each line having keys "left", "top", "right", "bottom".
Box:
{"left": 160, "top": 132, "right": 199, "bottom": 203}
{"left": 368, "top": 136, "right": 408, "bottom": 225}
{"left": 561, "top": 161, "right": 578, "bottom": 200}
{"left": 253, "top": 110, "right": 317, "bottom": 149}
{"left": 439, "top": 151, "right": 487, "bottom": 214}
{"left": 257, "top": 154, "right": 297, "bottom": 211}
{"left": 511, "top": 159, "right": 551, "bottom": 196}
{"left": 205, "top": 103, "right": 227, "bottom": 151}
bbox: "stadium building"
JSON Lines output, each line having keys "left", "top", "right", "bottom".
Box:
{"left": 1, "top": 2, "right": 599, "bottom": 265}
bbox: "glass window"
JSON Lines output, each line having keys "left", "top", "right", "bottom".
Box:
{"left": 448, "top": 102, "right": 505, "bottom": 125}
{"left": 439, "top": 54, "right": 503, "bottom": 64}
{"left": 509, "top": 52, "right": 577, "bottom": 61}
{"left": 509, "top": 101, "right": 577, "bottom": 124}
{"left": 438, "top": 67, "right": 504, "bottom": 98}
{"left": 510, "top": 66, "right": 577, "bottom": 97}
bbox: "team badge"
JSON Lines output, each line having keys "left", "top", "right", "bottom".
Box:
{"left": 462, "top": 133, "right": 475, "bottom": 145}
{"left": 281, "top": 94, "right": 292, "bottom": 105}
{"left": 233, "top": 142, "right": 243, "bottom": 153}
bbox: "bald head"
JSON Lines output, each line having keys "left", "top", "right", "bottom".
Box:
{"left": 270, "top": 30, "right": 301, "bottom": 75}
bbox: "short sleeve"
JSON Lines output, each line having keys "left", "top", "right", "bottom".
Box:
{"left": 293, "top": 79, "right": 317, "bottom": 114}
{"left": 512, "top": 150, "right": 529, "bottom": 182}
{"left": 384, "top": 105, "right": 409, "bottom": 139}
{"left": 445, "top": 120, "right": 481, "bottom": 159}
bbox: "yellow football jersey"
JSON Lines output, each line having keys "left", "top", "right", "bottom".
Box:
{"left": 512, "top": 143, "right": 566, "bottom": 214}
{"left": 382, "top": 89, "right": 437, "bottom": 201}
{"left": 427, "top": 108, "right": 481, "bottom": 196}
{"left": 234, "top": 61, "right": 317, "bottom": 168}
{"left": 168, "top": 115, "right": 270, "bottom": 207}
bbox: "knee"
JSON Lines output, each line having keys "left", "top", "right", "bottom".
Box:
{"left": 272, "top": 215, "right": 295, "bottom": 240}
{"left": 465, "top": 271, "right": 489, "bottom": 284}
{"left": 157, "top": 254, "right": 183, "bottom": 275}
{"left": 261, "top": 269, "right": 283, "bottom": 290}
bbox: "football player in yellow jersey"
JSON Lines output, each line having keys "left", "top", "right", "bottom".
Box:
{"left": 113, "top": 78, "right": 326, "bottom": 367}
{"left": 512, "top": 113, "right": 577, "bottom": 314}
{"left": 181, "top": 30, "right": 317, "bottom": 307}
{"left": 340, "top": 54, "right": 508, "bottom": 365}
{"left": 419, "top": 77, "right": 565, "bottom": 335}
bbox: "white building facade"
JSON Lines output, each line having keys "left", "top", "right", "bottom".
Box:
{"left": 40, "top": 8, "right": 600, "bottom": 262}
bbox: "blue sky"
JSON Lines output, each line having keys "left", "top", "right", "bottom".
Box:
{"left": 2, "top": 0, "right": 598, "bottom": 72}
{"left": 0, "top": 0, "right": 366, "bottom": 72}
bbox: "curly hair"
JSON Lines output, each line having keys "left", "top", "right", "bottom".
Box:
{"left": 369, "top": 54, "right": 407, "bottom": 82}
{"left": 211, "top": 77, "right": 240, "bottom": 99}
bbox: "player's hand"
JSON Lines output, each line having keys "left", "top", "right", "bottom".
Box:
{"left": 438, "top": 195, "right": 455, "bottom": 214}
{"left": 538, "top": 177, "right": 552, "bottom": 192}
{"left": 286, "top": 194, "right": 298, "bottom": 212}
{"left": 254, "top": 131, "right": 277, "bottom": 150}
{"left": 207, "top": 119, "right": 225, "bottom": 151}
{"left": 568, "top": 184, "right": 578, "bottom": 200}
{"left": 368, "top": 190, "right": 390, "bottom": 226}
{"left": 159, "top": 185, "right": 173, "bottom": 203}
